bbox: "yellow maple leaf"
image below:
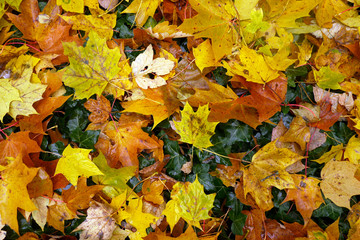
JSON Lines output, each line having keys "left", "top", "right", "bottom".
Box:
{"left": 125, "top": 197, "right": 158, "bottom": 237}
{"left": 296, "top": 38, "right": 313, "bottom": 67}
{"left": 178, "top": 0, "right": 239, "bottom": 61}
{"left": 242, "top": 141, "right": 303, "bottom": 210}
{"left": 60, "top": 8, "right": 116, "bottom": 40}
{"left": 321, "top": 160, "right": 360, "bottom": 209}
{"left": 0, "top": 156, "right": 38, "bottom": 234}
{"left": 193, "top": 39, "right": 221, "bottom": 72}
{"left": 122, "top": 86, "right": 181, "bottom": 128}
{"left": 344, "top": 135, "right": 360, "bottom": 164}
{"left": 56, "top": 0, "right": 84, "bottom": 13}
{"left": 145, "top": 21, "right": 191, "bottom": 40}
{"left": 174, "top": 102, "right": 219, "bottom": 149}
{"left": 223, "top": 45, "right": 279, "bottom": 84}
{"left": 162, "top": 176, "right": 216, "bottom": 230}
{"left": 54, "top": 145, "right": 103, "bottom": 186}
{"left": 121, "top": 0, "right": 161, "bottom": 27}
{"left": 350, "top": 98, "right": 360, "bottom": 131}
{"left": 264, "top": 0, "right": 320, "bottom": 28}
{"left": 0, "top": 80, "right": 21, "bottom": 122}
{"left": 312, "top": 144, "right": 344, "bottom": 164}
{"left": 2, "top": 55, "right": 47, "bottom": 120}
{"left": 279, "top": 116, "right": 311, "bottom": 151}
{"left": 62, "top": 31, "right": 130, "bottom": 99}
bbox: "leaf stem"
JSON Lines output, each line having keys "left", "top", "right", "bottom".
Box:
{"left": 202, "top": 148, "right": 251, "bottom": 163}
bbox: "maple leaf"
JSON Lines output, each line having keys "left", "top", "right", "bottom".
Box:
{"left": 60, "top": 8, "right": 117, "bottom": 40}
{"left": 347, "top": 202, "right": 360, "bottom": 239}
{"left": 321, "top": 160, "right": 360, "bottom": 209}
{"left": 0, "top": 131, "right": 42, "bottom": 166}
{"left": 224, "top": 45, "right": 279, "bottom": 84}
{"left": 193, "top": 39, "right": 220, "bottom": 72}
{"left": 279, "top": 116, "right": 311, "bottom": 151}
{"left": 1, "top": 55, "right": 47, "bottom": 120}
{"left": 312, "top": 144, "right": 344, "bottom": 164}
{"left": 131, "top": 44, "right": 175, "bottom": 89}
{"left": 47, "top": 193, "right": 78, "bottom": 232}
{"left": 234, "top": 76, "right": 287, "bottom": 122}
{"left": 241, "top": 209, "right": 307, "bottom": 239}
{"left": 74, "top": 201, "right": 117, "bottom": 240}
{"left": 0, "top": 155, "right": 38, "bottom": 234}
{"left": 174, "top": 102, "right": 219, "bottom": 149}
{"left": 178, "top": 0, "right": 239, "bottom": 61}
{"left": 92, "top": 152, "right": 137, "bottom": 198}
{"left": 0, "top": 80, "right": 21, "bottom": 122}
{"left": 344, "top": 135, "right": 360, "bottom": 164}
{"left": 18, "top": 95, "right": 70, "bottom": 134}
{"left": 62, "top": 31, "right": 123, "bottom": 99}
{"left": 282, "top": 175, "right": 324, "bottom": 226}
{"left": 62, "top": 177, "right": 103, "bottom": 213}
{"left": 6, "top": 0, "right": 83, "bottom": 65}
{"left": 54, "top": 145, "right": 104, "bottom": 186}
{"left": 242, "top": 141, "right": 303, "bottom": 210}
{"left": 124, "top": 197, "right": 159, "bottom": 237}
{"left": 263, "top": 0, "right": 319, "bottom": 28}
{"left": 84, "top": 95, "right": 112, "bottom": 124}
{"left": 296, "top": 38, "right": 313, "bottom": 67}
{"left": 29, "top": 196, "right": 49, "bottom": 231}
{"left": 91, "top": 120, "right": 162, "bottom": 168}
{"left": 122, "top": 0, "right": 162, "bottom": 27}
{"left": 141, "top": 179, "right": 165, "bottom": 205}
{"left": 163, "top": 176, "right": 216, "bottom": 230}
{"left": 122, "top": 85, "right": 181, "bottom": 128}
{"left": 56, "top": 0, "right": 84, "bottom": 13}
{"left": 245, "top": 8, "right": 270, "bottom": 34}
{"left": 145, "top": 21, "right": 191, "bottom": 40}
{"left": 314, "top": 66, "right": 345, "bottom": 90}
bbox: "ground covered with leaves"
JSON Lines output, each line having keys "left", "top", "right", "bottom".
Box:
{"left": 1, "top": 0, "right": 360, "bottom": 239}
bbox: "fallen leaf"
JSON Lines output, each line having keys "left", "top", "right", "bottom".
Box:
{"left": 84, "top": 95, "right": 112, "bottom": 124}
{"left": 62, "top": 30, "right": 123, "bottom": 99}
{"left": 92, "top": 152, "right": 137, "bottom": 198}
{"left": 0, "top": 155, "right": 38, "bottom": 234}
{"left": 193, "top": 39, "right": 220, "bottom": 72}
{"left": 1, "top": 55, "right": 47, "bottom": 120}
{"left": 178, "top": 0, "right": 239, "bottom": 61}
{"left": 74, "top": 201, "right": 117, "bottom": 240}
{"left": 121, "top": 0, "right": 161, "bottom": 27}
{"left": 131, "top": 44, "right": 175, "bottom": 89}
{"left": 142, "top": 179, "right": 165, "bottom": 205}
{"left": 173, "top": 102, "right": 219, "bottom": 149}
{"left": 314, "top": 66, "right": 345, "bottom": 90}
{"left": 54, "top": 145, "right": 104, "bottom": 186}
{"left": 320, "top": 160, "right": 360, "bottom": 209}
{"left": 62, "top": 177, "right": 103, "bottom": 212}
{"left": 282, "top": 175, "right": 324, "bottom": 226}
{"left": 279, "top": 116, "right": 310, "bottom": 151}
{"left": 224, "top": 45, "right": 279, "bottom": 84}
{"left": 242, "top": 141, "right": 303, "bottom": 210}
{"left": 162, "top": 176, "right": 216, "bottom": 230}
{"left": 91, "top": 120, "right": 162, "bottom": 168}
{"left": 60, "top": 8, "right": 117, "bottom": 40}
